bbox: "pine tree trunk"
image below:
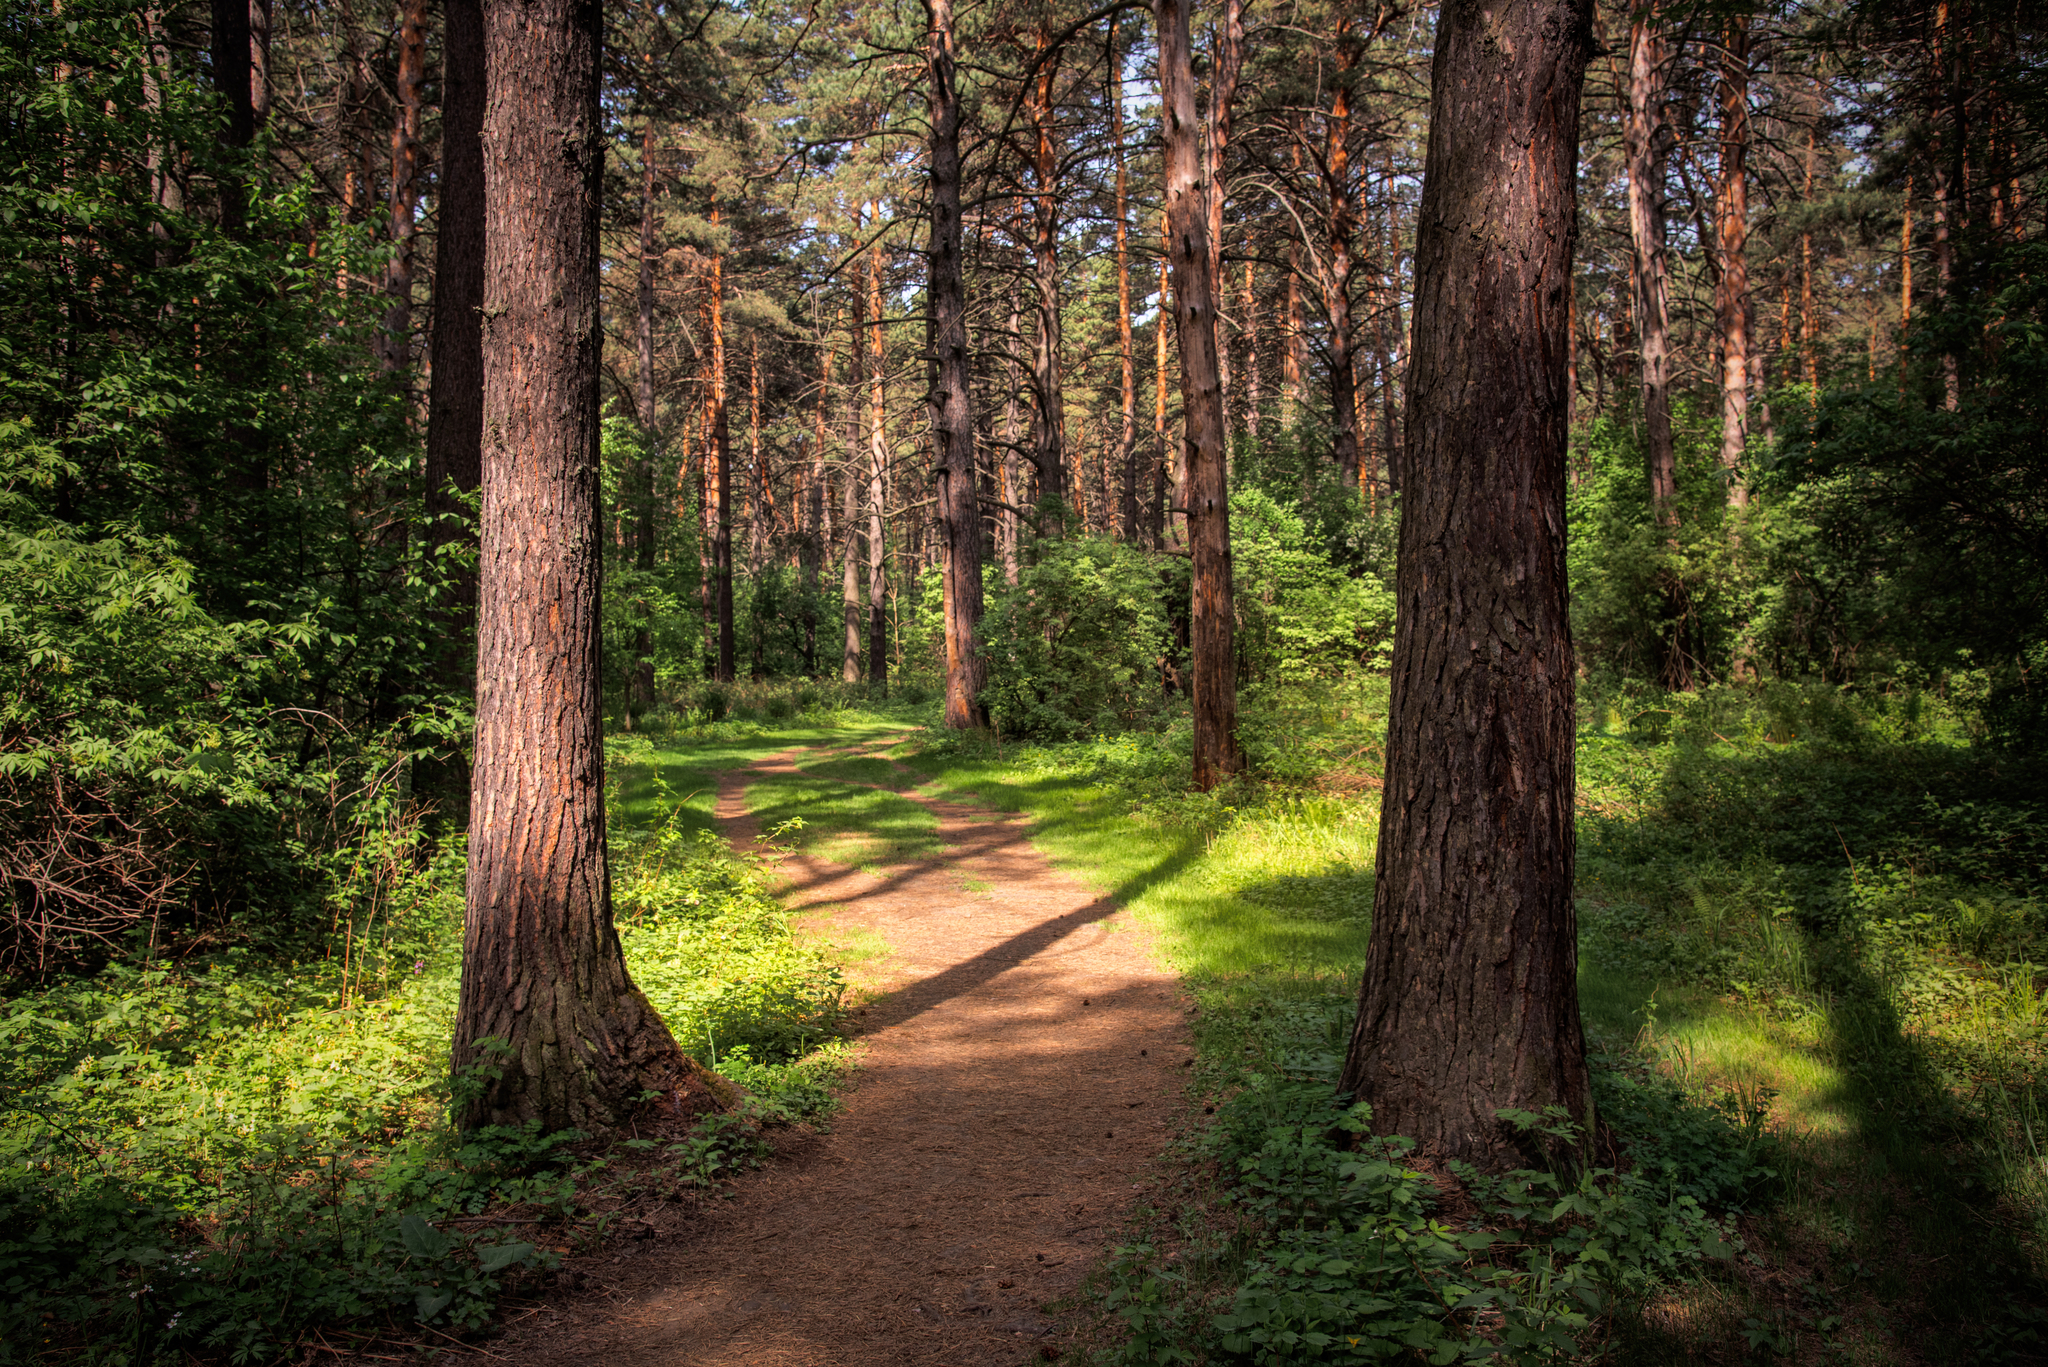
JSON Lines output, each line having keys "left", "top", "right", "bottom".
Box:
{"left": 1028, "top": 38, "right": 1067, "bottom": 516}
{"left": 1336, "top": 0, "right": 1593, "bottom": 1166}
{"left": 380, "top": 0, "right": 425, "bottom": 376}
{"left": 1321, "top": 18, "right": 1363, "bottom": 490}
{"left": 457, "top": 0, "right": 681, "bottom": 1132}
{"left": 867, "top": 238, "right": 890, "bottom": 698}
{"left": 1157, "top": 0, "right": 1242, "bottom": 791}
{"left": 1153, "top": 251, "right": 1172, "bottom": 549}
{"left": 926, "top": 0, "right": 987, "bottom": 729}
{"left": 1715, "top": 15, "right": 1751, "bottom": 508}
{"left": 1626, "top": 6, "right": 1676, "bottom": 518}
{"left": 1113, "top": 19, "right": 1139, "bottom": 541}
{"left": 843, "top": 299, "right": 865, "bottom": 683}
{"left": 1205, "top": 0, "right": 1245, "bottom": 427}
{"left": 210, "top": 0, "right": 254, "bottom": 229}
{"left": 421, "top": 0, "right": 485, "bottom": 804}
{"left": 708, "top": 210, "right": 736, "bottom": 681}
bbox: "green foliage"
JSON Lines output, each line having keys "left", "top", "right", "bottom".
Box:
{"left": 1, "top": 0, "right": 469, "bottom": 969}
{"left": 612, "top": 813, "right": 850, "bottom": 1073}
{"left": 1231, "top": 489, "right": 1395, "bottom": 684}
{"left": 0, "top": 790, "right": 849, "bottom": 1361}
{"left": 1099, "top": 1067, "right": 1740, "bottom": 1367}
{"left": 1766, "top": 239, "right": 2048, "bottom": 741}
{"left": 981, "top": 536, "right": 1172, "bottom": 738}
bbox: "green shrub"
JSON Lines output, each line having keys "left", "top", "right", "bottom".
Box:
{"left": 982, "top": 536, "right": 1171, "bottom": 738}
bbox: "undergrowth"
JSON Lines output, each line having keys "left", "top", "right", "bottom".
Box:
{"left": 0, "top": 744, "right": 851, "bottom": 1364}
{"left": 904, "top": 678, "right": 2048, "bottom": 1363}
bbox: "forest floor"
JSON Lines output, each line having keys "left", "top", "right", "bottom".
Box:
{"left": 489, "top": 735, "right": 1190, "bottom": 1367}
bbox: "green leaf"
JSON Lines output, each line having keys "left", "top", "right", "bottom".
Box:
{"left": 414, "top": 1289, "right": 453, "bottom": 1321}
{"left": 475, "top": 1242, "right": 533, "bottom": 1274}
{"left": 400, "top": 1213, "right": 451, "bottom": 1260}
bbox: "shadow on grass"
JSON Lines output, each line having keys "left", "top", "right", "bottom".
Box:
{"left": 1581, "top": 732, "right": 2048, "bottom": 1363}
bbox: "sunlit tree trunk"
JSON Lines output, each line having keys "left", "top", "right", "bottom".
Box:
{"left": 1157, "top": 0, "right": 1242, "bottom": 790}
{"left": 707, "top": 206, "right": 736, "bottom": 681}
{"left": 1205, "top": 0, "right": 1244, "bottom": 428}
{"left": 866, "top": 233, "right": 890, "bottom": 697}
{"left": 457, "top": 0, "right": 681, "bottom": 1132}
{"left": 1242, "top": 261, "right": 1261, "bottom": 441}
{"left": 999, "top": 278, "right": 1023, "bottom": 582}
{"left": 927, "top": 0, "right": 987, "bottom": 729}
{"left": 1154, "top": 250, "right": 1172, "bottom": 549}
{"left": 1337, "top": 0, "right": 1593, "bottom": 1165}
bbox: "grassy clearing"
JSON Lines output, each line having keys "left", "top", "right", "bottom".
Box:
{"left": 898, "top": 683, "right": 2048, "bottom": 1364}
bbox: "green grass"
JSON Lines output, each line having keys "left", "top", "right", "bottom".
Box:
{"left": 898, "top": 693, "right": 2048, "bottom": 1364}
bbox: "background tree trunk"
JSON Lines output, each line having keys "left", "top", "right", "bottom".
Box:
{"left": 1320, "top": 19, "right": 1363, "bottom": 490}
{"left": 1716, "top": 14, "right": 1752, "bottom": 508}
{"left": 1027, "top": 39, "right": 1067, "bottom": 516}
{"left": 456, "top": 0, "right": 680, "bottom": 1133}
{"left": 1112, "top": 18, "right": 1139, "bottom": 541}
{"left": 708, "top": 209, "right": 736, "bottom": 681}
{"left": 926, "top": 0, "right": 987, "bottom": 730}
{"left": 379, "top": 0, "right": 425, "bottom": 376}
{"left": 1336, "top": 0, "right": 1593, "bottom": 1166}
{"left": 1157, "top": 0, "right": 1242, "bottom": 791}
{"left": 421, "top": 0, "right": 485, "bottom": 806}
{"left": 1626, "top": 5, "right": 1676, "bottom": 519}
{"left": 866, "top": 237, "right": 890, "bottom": 698}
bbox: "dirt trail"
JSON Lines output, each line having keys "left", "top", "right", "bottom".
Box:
{"left": 496, "top": 738, "right": 1189, "bottom": 1366}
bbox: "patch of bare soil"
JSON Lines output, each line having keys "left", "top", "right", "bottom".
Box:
{"left": 490, "top": 739, "right": 1190, "bottom": 1365}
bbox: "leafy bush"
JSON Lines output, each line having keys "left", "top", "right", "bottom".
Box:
{"left": 1231, "top": 488, "right": 1395, "bottom": 684}
{"left": 982, "top": 537, "right": 1171, "bottom": 738}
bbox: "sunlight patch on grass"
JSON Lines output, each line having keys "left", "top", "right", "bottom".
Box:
{"left": 745, "top": 772, "right": 943, "bottom": 869}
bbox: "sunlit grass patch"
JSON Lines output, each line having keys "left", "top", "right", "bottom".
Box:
{"left": 744, "top": 771, "right": 944, "bottom": 868}
{"left": 796, "top": 753, "right": 919, "bottom": 791}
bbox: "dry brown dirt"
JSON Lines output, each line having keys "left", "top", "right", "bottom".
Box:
{"left": 488, "top": 737, "right": 1191, "bottom": 1366}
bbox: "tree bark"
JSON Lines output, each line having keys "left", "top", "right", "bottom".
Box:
{"left": 1205, "top": 0, "right": 1245, "bottom": 424}
{"left": 844, "top": 299, "right": 865, "bottom": 683}
{"left": 1320, "top": 17, "right": 1364, "bottom": 490}
{"left": 210, "top": 0, "right": 254, "bottom": 229}
{"left": 457, "top": 0, "right": 681, "bottom": 1132}
{"left": 422, "top": 0, "right": 485, "bottom": 796}
{"left": 1715, "top": 14, "right": 1751, "bottom": 508}
{"left": 1027, "top": 35, "right": 1068, "bottom": 516}
{"left": 1336, "top": 0, "right": 1593, "bottom": 1166}
{"left": 1626, "top": 3, "right": 1676, "bottom": 518}
{"left": 1157, "top": 0, "right": 1242, "bottom": 791}
{"left": 1112, "top": 17, "right": 1139, "bottom": 541}
{"left": 707, "top": 206, "right": 736, "bottom": 681}
{"left": 926, "top": 0, "right": 988, "bottom": 729}
{"left": 866, "top": 232, "right": 890, "bottom": 698}
{"left": 380, "top": 0, "right": 426, "bottom": 376}
{"left": 1153, "top": 250, "right": 1172, "bottom": 548}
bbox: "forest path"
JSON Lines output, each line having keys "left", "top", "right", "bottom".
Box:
{"left": 498, "top": 735, "right": 1189, "bottom": 1366}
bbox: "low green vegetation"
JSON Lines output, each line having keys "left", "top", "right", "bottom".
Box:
{"left": 0, "top": 720, "right": 859, "bottom": 1364}
{"left": 898, "top": 679, "right": 2048, "bottom": 1364}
